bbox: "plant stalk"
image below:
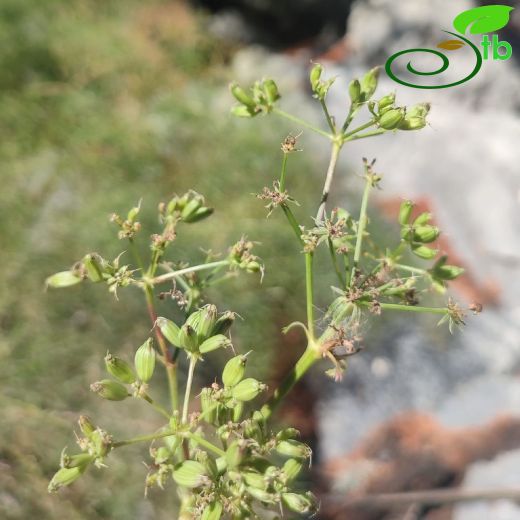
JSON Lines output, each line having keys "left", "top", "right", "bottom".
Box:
{"left": 145, "top": 285, "right": 179, "bottom": 412}
{"left": 151, "top": 260, "right": 229, "bottom": 285}
{"left": 261, "top": 345, "right": 319, "bottom": 419}
{"left": 182, "top": 356, "right": 197, "bottom": 424}
{"left": 350, "top": 172, "right": 372, "bottom": 284}
{"left": 273, "top": 108, "right": 333, "bottom": 139}
{"left": 316, "top": 141, "right": 342, "bottom": 223}
{"left": 358, "top": 301, "right": 448, "bottom": 315}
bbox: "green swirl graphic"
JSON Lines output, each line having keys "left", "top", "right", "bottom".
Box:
{"left": 385, "top": 31, "right": 482, "bottom": 89}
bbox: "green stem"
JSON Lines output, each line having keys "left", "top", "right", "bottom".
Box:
{"left": 346, "top": 128, "right": 386, "bottom": 141}
{"left": 151, "top": 260, "right": 229, "bottom": 285}
{"left": 184, "top": 432, "right": 225, "bottom": 457}
{"left": 182, "top": 356, "right": 197, "bottom": 424}
{"left": 141, "top": 394, "right": 171, "bottom": 420}
{"left": 281, "top": 204, "right": 303, "bottom": 244}
{"left": 113, "top": 429, "right": 175, "bottom": 448}
{"left": 147, "top": 249, "right": 161, "bottom": 277}
{"left": 278, "top": 152, "right": 303, "bottom": 245}
{"left": 316, "top": 140, "right": 342, "bottom": 222}
{"left": 394, "top": 263, "right": 428, "bottom": 276}
{"left": 305, "top": 252, "right": 315, "bottom": 338}
{"left": 350, "top": 173, "right": 372, "bottom": 284}
{"left": 145, "top": 285, "right": 179, "bottom": 412}
{"left": 328, "top": 238, "right": 346, "bottom": 287}
{"left": 344, "top": 253, "right": 352, "bottom": 287}
{"left": 342, "top": 120, "right": 377, "bottom": 140}
{"left": 341, "top": 103, "right": 358, "bottom": 133}
{"left": 279, "top": 153, "right": 289, "bottom": 192}
{"left": 358, "top": 301, "right": 448, "bottom": 315}
{"left": 272, "top": 108, "right": 333, "bottom": 140}
{"left": 261, "top": 345, "right": 319, "bottom": 419}
{"left": 320, "top": 99, "right": 336, "bottom": 134}
{"left": 128, "top": 238, "right": 145, "bottom": 273}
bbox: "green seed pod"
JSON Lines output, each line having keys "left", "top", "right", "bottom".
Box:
{"left": 91, "top": 428, "right": 112, "bottom": 457}
{"left": 90, "top": 379, "right": 129, "bottom": 401}
{"left": 282, "top": 492, "right": 317, "bottom": 514}
{"left": 434, "top": 265, "right": 465, "bottom": 280}
{"left": 78, "top": 415, "right": 96, "bottom": 438}
{"left": 134, "top": 338, "right": 156, "bottom": 383}
{"left": 212, "top": 311, "right": 236, "bottom": 336}
{"left": 348, "top": 79, "right": 361, "bottom": 104}
{"left": 400, "top": 226, "right": 413, "bottom": 241}
{"left": 378, "top": 93, "right": 396, "bottom": 110}
{"left": 413, "top": 212, "right": 432, "bottom": 226}
{"left": 246, "top": 487, "right": 277, "bottom": 504}
{"left": 166, "top": 195, "right": 181, "bottom": 214}
{"left": 246, "top": 261, "right": 261, "bottom": 273}
{"left": 181, "top": 197, "right": 203, "bottom": 222}
{"left": 45, "top": 271, "right": 82, "bottom": 289}
{"left": 215, "top": 457, "right": 227, "bottom": 476}
{"left": 182, "top": 206, "right": 214, "bottom": 223}
{"left": 199, "top": 335, "right": 231, "bottom": 354}
{"left": 283, "top": 458, "right": 303, "bottom": 482}
{"left": 127, "top": 203, "right": 140, "bottom": 222}
{"left": 399, "top": 116, "right": 427, "bottom": 131}
{"left": 200, "top": 387, "right": 217, "bottom": 424}
{"left": 360, "top": 66, "right": 380, "bottom": 100}
{"left": 104, "top": 352, "right": 135, "bottom": 384}
{"left": 411, "top": 243, "right": 438, "bottom": 259}
{"left": 178, "top": 324, "right": 199, "bottom": 353}
{"left": 243, "top": 471, "right": 267, "bottom": 490}
{"left": 156, "top": 317, "right": 181, "bottom": 348}
{"left": 309, "top": 63, "right": 323, "bottom": 91}
{"left": 153, "top": 446, "right": 170, "bottom": 465}
{"left": 232, "top": 401, "right": 244, "bottom": 422}
{"left": 186, "top": 308, "right": 203, "bottom": 331}
{"left": 276, "top": 439, "right": 312, "bottom": 459}
{"left": 172, "top": 460, "right": 209, "bottom": 488}
{"left": 379, "top": 108, "right": 405, "bottom": 130}
{"left": 231, "top": 378, "right": 266, "bottom": 402}
{"left": 242, "top": 418, "right": 265, "bottom": 444}
{"left": 48, "top": 465, "right": 86, "bottom": 493}
{"left": 398, "top": 200, "right": 414, "bottom": 226}
{"left": 263, "top": 79, "right": 280, "bottom": 104}
{"left": 413, "top": 225, "right": 440, "bottom": 243}
{"left": 407, "top": 102, "right": 431, "bottom": 118}
{"left": 230, "top": 83, "right": 256, "bottom": 108}
{"left": 231, "top": 105, "right": 255, "bottom": 118}
{"left": 201, "top": 501, "right": 223, "bottom": 520}
{"left": 225, "top": 440, "right": 248, "bottom": 469}
{"left": 222, "top": 355, "right": 247, "bottom": 387}
{"left": 197, "top": 305, "right": 218, "bottom": 342}
{"left": 64, "top": 453, "right": 95, "bottom": 469}
{"left": 83, "top": 254, "right": 104, "bottom": 282}
{"left": 276, "top": 428, "right": 300, "bottom": 442}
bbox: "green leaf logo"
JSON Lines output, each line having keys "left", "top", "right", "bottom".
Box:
{"left": 453, "top": 5, "right": 514, "bottom": 35}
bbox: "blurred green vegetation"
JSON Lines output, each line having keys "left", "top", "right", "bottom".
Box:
{"left": 0, "top": 0, "right": 343, "bottom": 517}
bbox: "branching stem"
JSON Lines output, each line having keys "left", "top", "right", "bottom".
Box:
{"left": 350, "top": 172, "right": 372, "bottom": 284}
{"left": 316, "top": 140, "right": 342, "bottom": 223}
{"left": 182, "top": 356, "right": 197, "bottom": 424}
{"left": 151, "top": 260, "right": 229, "bottom": 285}
{"left": 272, "top": 108, "right": 333, "bottom": 139}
